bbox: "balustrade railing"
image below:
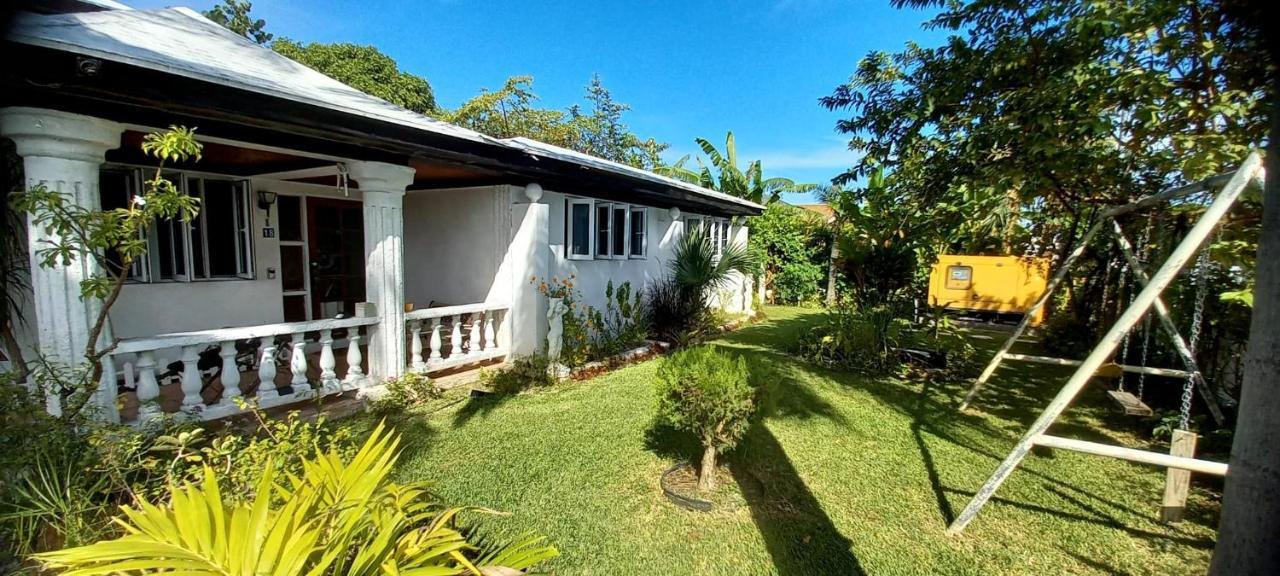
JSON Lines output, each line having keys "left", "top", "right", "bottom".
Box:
{"left": 405, "top": 303, "right": 509, "bottom": 373}
{"left": 103, "top": 316, "right": 379, "bottom": 424}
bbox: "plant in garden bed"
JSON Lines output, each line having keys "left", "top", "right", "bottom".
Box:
{"left": 649, "top": 227, "right": 756, "bottom": 346}
{"left": 588, "top": 280, "right": 648, "bottom": 358}
{"left": 654, "top": 345, "right": 757, "bottom": 492}
{"left": 481, "top": 355, "right": 557, "bottom": 395}
{"left": 33, "top": 422, "right": 558, "bottom": 575}
{"left": 799, "top": 302, "right": 979, "bottom": 380}
{"left": 369, "top": 371, "right": 442, "bottom": 415}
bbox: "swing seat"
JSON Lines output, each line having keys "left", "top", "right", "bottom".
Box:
{"left": 1107, "top": 390, "right": 1154, "bottom": 417}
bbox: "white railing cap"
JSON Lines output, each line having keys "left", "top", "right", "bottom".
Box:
{"left": 113, "top": 316, "right": 379, "bottom": 354}
{"left": 404, "top": 302, "right": 510, "bottom": 321}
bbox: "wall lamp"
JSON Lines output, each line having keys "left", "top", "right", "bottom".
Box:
{"left": 257, "top": 190, "right": 278, "bottom": 225}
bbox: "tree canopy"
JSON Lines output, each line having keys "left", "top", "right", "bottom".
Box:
{"left": 656, "top": 132, "right": 816, "bottom": 204}
{"left": 272, "top": 40, "right": 438, "bottom": 115}
{"left": 203, "top": 0, "right": 272, "bottom": 45}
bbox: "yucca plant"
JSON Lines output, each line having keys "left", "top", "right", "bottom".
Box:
{"left": 669, "top": 227, "right": 755, "bottom": 296}
{"left": 32, "top": 422, "right": 557, "bottom": 575}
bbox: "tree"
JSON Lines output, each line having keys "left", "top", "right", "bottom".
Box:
{"left": 655, "top": 345, "right": 756, "bottom": 491}
{"left": 443, "top": 76, "right": 579, "bottom": 147}
{"left": 1209, "top": 5, "right": 1279, "bottom": 572}
{"left": 203, "top": 0, "right": 272, "bottom": 45}
{"left": 747, "top": 203, "right": 828, "bottom": 305}
{"left": 656, "top": 132, "right": 815, "bottom": 204}
{"left": 1, "top": 141, "right": 29, "bottom": 381}
{"left": 11, "top": 127, "right": 202, "bottom": 420}
{"left": 272, "top": 40, "right": 438, "bottom": 115}
{"left": 567, "top": 75, "right": 669, "bottom": 169}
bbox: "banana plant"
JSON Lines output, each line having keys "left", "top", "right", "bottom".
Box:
{"left": 655, "top": 132, "right": 815, "bottom": 204}
{"left": 33, "top": 422, "right": 557, "bottom": 575}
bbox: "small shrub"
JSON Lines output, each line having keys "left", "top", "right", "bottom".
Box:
{"left": 481, "top": 355, "right": 557, "bottom": 395}
{"left": 799, "top": 303, "right": 910, "bottom": 373}
{"left": 654, "top": 345, "right": 757, "bottom": 491}
{"left": 370, "top": 371, "right": 441, "bottom": 414}
{"left": 589, "top": 280, "right": 648, "bottom": 358}
{"left": 773, "top": 260, "right": 825, "bottom": 305}
{"left": 32, "top": 423, "right": 558, "bottom": 574}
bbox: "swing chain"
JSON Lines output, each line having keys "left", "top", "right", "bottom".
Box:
{"left": 1180, "top": 244, "right": 1211, "bottom": 431}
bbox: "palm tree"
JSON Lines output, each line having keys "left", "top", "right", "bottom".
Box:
{"left": 655, "top": 132, "right": 815, "bottom": 204}
{"left": 669, "top": 226, "right": 756, "bottom": 295}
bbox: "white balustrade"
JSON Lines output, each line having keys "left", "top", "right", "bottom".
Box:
{"left": 319, "top": 329, "right": 338, "bottom": 393}
{"left": 180, "top": 345, "right": 203, "bottom": 412}
{"left": 410, "top": 321, "right": 426, "bottom": 372}
{"left": 344, "top": 332, "right": 364, "bottom": 387}
{"left": 258, "top": 336, "right": 279, "bottom": 401}
{"left": 428, "top": 318, "right": 443, "bottom": 365}
{"left": 218, "top": 341, "right": 242, "bottom": 405}
{"left": 289, "top": 333, "right": 309, "bottom": 391}
{"left": 404, "top": 303, "right": 510, "bottom": 374}
{"left": 484, "top": 312, "right": 496, "bottom": 352}
{"left": 104, "top": 315, "right": 378, "bottom": 424}
{"left": 468, "top": 314, "right": 482, "bottom": 357}
{"left": 135, "top": 350, "right": 161, "bottom": 421}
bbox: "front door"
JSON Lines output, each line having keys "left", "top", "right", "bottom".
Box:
{"left": 306, "top": 196, "right": 365, "bottom": 319}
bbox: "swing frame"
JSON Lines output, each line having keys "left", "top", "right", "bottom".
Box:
{"left": 946, "top": 152, "right": 1265, "bottom": 535}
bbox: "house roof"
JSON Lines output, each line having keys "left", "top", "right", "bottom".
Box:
{"left": 796, "top": 203, "right": 835, "bottom": 220}
{"left": 5, "top": 6, "right": 763, "bottom": 216}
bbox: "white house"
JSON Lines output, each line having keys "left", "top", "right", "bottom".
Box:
{"left": 1, "top": 2, "right": 762, "bottom": 424}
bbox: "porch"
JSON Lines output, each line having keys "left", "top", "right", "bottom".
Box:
{"left": 2, "top": 107, "right": 543, "bottom": 425}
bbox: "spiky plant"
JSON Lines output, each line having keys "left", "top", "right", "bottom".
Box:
{"left": 32, "top": 422, "right": 557, "bottom": 575}
{"left": 669, "top": 226, "right": 755, "bottom": 296}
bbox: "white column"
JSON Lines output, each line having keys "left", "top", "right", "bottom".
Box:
{"left": 348, "top": 161, "right": 414, "bottom": 381}
{"left": 508, "top": 183, "right": 550, "bottom": 356}
{"left": 1, "top": 107, "right": 123, "bottom": 416}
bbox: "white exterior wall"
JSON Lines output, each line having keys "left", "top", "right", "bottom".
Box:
{"left": 401, "top": 186, "right": 507, "bottom": 308}
{"left": 110, "top": 179, "right": 363, "bottom": 338}
{"left": 544, "top": 189, "right": 751, "bottom": 315}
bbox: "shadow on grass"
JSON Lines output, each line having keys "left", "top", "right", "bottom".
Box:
{"left": 451, "top": 392, "right": 518, "bottom": 429}
{"left": 646, "top": 334, "right": 863, "bottom": 575}
{"left": 731, "top": 422, "right": 864, "bottom": 575}
{"left": 721, "top": 309, "right": 1222, "bottom": 541}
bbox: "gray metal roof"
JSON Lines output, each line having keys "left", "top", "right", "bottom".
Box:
{"left": 7, "top": 7, "right": 763, "bottom": 214}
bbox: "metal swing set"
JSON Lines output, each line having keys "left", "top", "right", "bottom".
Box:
{"left": 946, "top": 151, "right": 1266, "bottom": 535}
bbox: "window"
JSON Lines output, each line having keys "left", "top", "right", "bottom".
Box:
{"left": 596, "top": 203, "right": 612, "bottom": 258}
{"left": 567, "top": 199, "right": 593, "bottom": 259}
{"left": 564, "top": 198, "right": 649, "bottom": 260}
{"left": 98, "top": 167, "right": 254, "bottom": 282}
{"left": 686, "top": 217, "right": 702, "bottom": 236}
{"left": 629, "top": 208, "right": 647, "bottom": 258}
{"left": 946, "top": 265, "right": 973, "bottom": 290}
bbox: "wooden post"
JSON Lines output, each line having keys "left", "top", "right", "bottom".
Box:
{"left": 946, "top": 152, "right": 1263, "bottom": 535}
{"left": 1161, "top": 429, "right": 1198, "bottom": 523}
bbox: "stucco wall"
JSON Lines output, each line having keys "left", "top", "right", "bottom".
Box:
{"left": 401, "top": 186, "right": 507, "bottom": 308}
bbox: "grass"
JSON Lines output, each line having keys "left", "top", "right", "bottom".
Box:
{"left": 366, "top": 306, "right": 1219, "bottom": 575}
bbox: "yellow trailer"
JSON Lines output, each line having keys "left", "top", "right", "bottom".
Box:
{"left": 927, "top": 255, "right": 1051, "bottom": 325}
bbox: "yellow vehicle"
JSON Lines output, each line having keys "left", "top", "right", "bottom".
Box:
{"left": 927, "top": 255, "right": 1051, "bottom": 325}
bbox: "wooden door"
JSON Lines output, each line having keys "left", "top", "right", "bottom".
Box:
{"left": 306, "top": 197, "right": 365, "bottom": 319}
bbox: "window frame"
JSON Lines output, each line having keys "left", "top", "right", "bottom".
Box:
{"left": 629, "top": 207, "right": 647, "bottom": 259}
{"left": 101, "top": 165, "right": 255, "bottom": 284}
{"left": 565, "top": 197, "right": 595, "bottom": 261}
{"left": 945, "top": 265, "right": 974, "bottom": 290}
{"left": 610, "top": 203, "right": 630, "bottom": 261}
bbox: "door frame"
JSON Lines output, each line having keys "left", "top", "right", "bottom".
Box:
{"left": 276, "top": 192, "right": 312, "bottom": 321}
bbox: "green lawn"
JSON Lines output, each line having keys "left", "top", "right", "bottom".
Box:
{"left": 372, "top": 306, "right": 1218, "bottom": 575}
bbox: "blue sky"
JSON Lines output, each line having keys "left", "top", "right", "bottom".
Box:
{"left": 130, "top": 0, "right": 948, "bottom": 202}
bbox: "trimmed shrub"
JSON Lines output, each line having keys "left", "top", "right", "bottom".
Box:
{"left": 654, "top": 345, "right": 757, "bottom": 491}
